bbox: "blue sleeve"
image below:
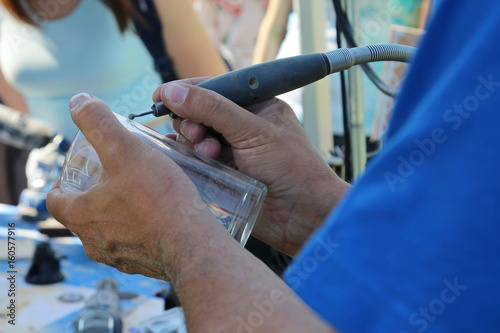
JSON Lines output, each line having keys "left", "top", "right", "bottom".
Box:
{"left": 284, "top": 1, "right": 500, "bottom": 332}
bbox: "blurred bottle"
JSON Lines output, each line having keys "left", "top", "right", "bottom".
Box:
{"left": 77, "top": 278, "right": 122, "bottom": 333}
{"left": 17, "top": 134, "right": 69, "bottom": 220}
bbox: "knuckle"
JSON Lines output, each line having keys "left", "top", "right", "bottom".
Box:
{"left": 201, "top": 93, "right": 223, "bottom": 121}
{"left": 256, "top": 125, "right": 274, "bottom": 142}
{"left": 105, "top": 135, "right": 143, "bottom": 169}
{"left": 102, "top": 238, "right": 119, "bottom": 254}
{"left": 82, "top": 246, "right": 101, "bottom": 262}
{"left": 273, "top": 99, "right": 297, "bottom": 120}
{"left": 46, "top": 192, "right": 59, "bottom": 216}
{"left": 47, "top": 192, "right": 81, "bottom": 226}
{"left": 114, "top": 260, "right": 139, "bottom": 275}
{"left": 270, "top": 98, "right": 300, "bottom": 123}
{"left": 274, "top": 98, "right": 292, "bottom": 110}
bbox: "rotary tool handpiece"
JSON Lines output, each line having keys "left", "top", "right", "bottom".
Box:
{"left": 130, "top": 44, "right": 415, "bottom": 119}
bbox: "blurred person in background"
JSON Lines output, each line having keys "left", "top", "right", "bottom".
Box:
{"left": 252, "top": 0, "right": 291, "bottom": 65}
{"left": 0, "top": 0, "right": 228, "bottom": 204}
{"left": 253, "top": 0, "right": 343, "bottom": 135}
{"left": 192, "top": 0, "right": 269, "bottom": 70}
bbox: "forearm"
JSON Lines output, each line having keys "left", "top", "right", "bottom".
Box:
{"left": 0, "top": 70, "right": 28, "bottom": 112}
{"left": 165, "top": 218, "right": 335, "bottom": 332}
{"left": 154, "top": 0, "right": 228, "bottom": 78}
{"left": 277, "top": 167, "right": 350, "bottom": 256}
{"left": 253, "top": 0, "right": 292, "bottom": 64}
{"left": 304, "top": 168, "right": 350, "bottom": 233}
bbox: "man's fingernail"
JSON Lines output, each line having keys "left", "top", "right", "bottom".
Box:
{"left": 180, "top": 119, "right": 196, "bottom": 142}
{"left": 176, "top": 133, "right": 189, "bottom": 145}
{"left": 195, "top": 139, "right": 215, "bottom": 156}
{"left": 69, "top": 93, "right": 92, "bottom": 111}
{"left": 162, "top": 83, "right": 189, "bottom": 105}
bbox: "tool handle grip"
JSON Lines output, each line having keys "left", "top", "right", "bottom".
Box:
{"left": 153, "top": 53, "right": 329, "bottom": 117}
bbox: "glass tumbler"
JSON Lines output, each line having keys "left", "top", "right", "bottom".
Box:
{"left": 59, "top": 113, "right": 267, "bottom": 246}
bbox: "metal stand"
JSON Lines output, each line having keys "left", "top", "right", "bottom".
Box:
{"left": 294, "top": 0, "right": 334, "bottom": 161}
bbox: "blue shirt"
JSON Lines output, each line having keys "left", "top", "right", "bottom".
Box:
{"left": 285, "top": 1, "right": 500, "bottom": 332}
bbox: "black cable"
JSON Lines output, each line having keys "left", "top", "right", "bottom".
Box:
{"left": 332, "top": 0, "right": 399, "bottom": 97}
{"left": 336, "top": 16, "right": 353, "bottom": 182}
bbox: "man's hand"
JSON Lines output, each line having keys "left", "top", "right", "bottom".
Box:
{"left": 47, "top": 92, "right": 337, "bottom": 333}
{"left": 47, "top": 93, "right": 226, "bottom": 281}
{"left": 154, "top": 79, "right": 350, "bottom": 256}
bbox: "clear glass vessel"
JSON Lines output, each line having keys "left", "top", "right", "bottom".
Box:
{"left": 60, "top": 113, "right": 267, "bottom": 246}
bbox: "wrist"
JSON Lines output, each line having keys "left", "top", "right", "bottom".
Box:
{"left": 157, "top": 211, "right": 236, "bottom": 283}
{"left": 285, "top": 169, "right": 349, "bottom": 255}
{"left": 310, "top": 171, "right": 350, "bottom": 226}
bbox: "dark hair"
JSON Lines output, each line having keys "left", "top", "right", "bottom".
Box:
{"left": 0, "top": 0, "right": 139, "bottom": 33}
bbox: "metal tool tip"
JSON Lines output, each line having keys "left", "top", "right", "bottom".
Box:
{"left": 129, "top": 110, "right": 154, "bottom": 120}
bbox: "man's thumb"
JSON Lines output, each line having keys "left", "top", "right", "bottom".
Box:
{"left": 160, "top": 83, "right": 268, "bottom": 144}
